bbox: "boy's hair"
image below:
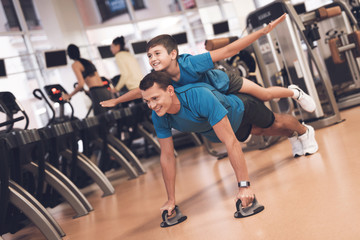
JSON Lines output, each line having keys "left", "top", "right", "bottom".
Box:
{"left": 139, "top": 71, "right": 172, "bottom": 91}
{"left": 146, "top": 34, "right": 179, "bottom": 59}
{"left": 67, "top": 44, "right": 80, "bottom": 60}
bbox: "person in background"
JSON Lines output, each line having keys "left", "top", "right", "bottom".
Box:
{"left": 110, "top": 36, "right": 143, "bottom": 95}
{"left": 64, "top": 44, "right": 112, "bottom": 115}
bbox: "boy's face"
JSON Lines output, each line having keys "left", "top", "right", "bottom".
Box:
{"left": 147, "top": 45, "right": 177, "bottom": 72}
{"left": 141, "top": 83, "right": 175, "bottom": 117}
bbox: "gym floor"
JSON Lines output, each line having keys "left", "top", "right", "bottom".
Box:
{"left": 3, "top": 106, "right": 360, "bottom": 240}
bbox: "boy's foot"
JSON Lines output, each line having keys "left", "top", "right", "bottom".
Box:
{"left": 298, "top": 124, "right": 318, "bottom": 155}
{"left": 288, "top": 135, "right": 303, "bottom": 157}
{"left": 288, "top": 85, "right": 316, "bottom": 112}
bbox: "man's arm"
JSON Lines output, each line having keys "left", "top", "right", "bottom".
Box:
{"left": 158, "top": 136, "right": 177, "bottom": 215}
{"left": 210, "top": 14, "right": 286, "bottom": 63}
{"left": 212, "top": 116, "right": 254, "bottom": 207}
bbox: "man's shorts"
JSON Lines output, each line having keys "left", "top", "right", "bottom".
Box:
{"left": 234, "top": 93, "right": 275, "bottom": 142}
{"left": 226, "top": 71, "right": 244, "bottom": 94}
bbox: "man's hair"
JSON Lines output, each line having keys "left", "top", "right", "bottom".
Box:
{"left": 146, "top": 34, "right": 179, "bottom": 59}
{"left": 139, "top": 71, "right": 172, "bottom": 91}
{"left": 67, "top": 44, "right": 80, "bottom": 60}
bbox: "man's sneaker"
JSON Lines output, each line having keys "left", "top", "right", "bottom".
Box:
{"left": 288, "top": 135, "right": 303, "bottom": 157}
{"left": 288, "top": 85, "right": 316, "bottom": 112}
{"left": 298, "top": 124, "right": 318, "bottom": 155}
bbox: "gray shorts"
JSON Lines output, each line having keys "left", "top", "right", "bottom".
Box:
{"left": 226, "top": 71, "right": 244, "bottom": 94}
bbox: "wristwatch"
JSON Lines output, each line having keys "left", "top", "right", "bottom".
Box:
{"left": 238, "top": 181, "right": 250, "bottom": 188}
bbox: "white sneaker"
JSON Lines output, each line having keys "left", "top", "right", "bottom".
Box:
{"left": 288, "top": 85, "right": 316, "bottom": 113}
{"left": 298, "top": 124, "right": 318, "bottom": 155}
{"left": 288, "top": 135, "right": 303, "bottom": 157}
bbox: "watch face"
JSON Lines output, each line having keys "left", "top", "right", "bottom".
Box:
{"left": 238, "top": 181, "right": 250, "bottom": 187}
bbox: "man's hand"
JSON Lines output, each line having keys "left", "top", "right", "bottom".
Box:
{"left": 160, "top": 200, "right": 175, "bottom": 216}
{"left": 100, "top": 98, "right": 118, "bottom": 107}
{"left": 236, "top": 187, "right": 254, "bottom": 208}
{"left": 262, "top": 13, "right": 287, "bottom": 35}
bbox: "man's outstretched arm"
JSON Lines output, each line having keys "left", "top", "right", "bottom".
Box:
{"left": 212, "top": 116, "right": 254, "bottom": 207}
{"left": 158, "top": 136, "right": 177, "bottom": 215}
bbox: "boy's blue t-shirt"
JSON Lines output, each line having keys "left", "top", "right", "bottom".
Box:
{"left": 151, "top": 83, "right": 245, "bottom": 143}
{"left": 173, "top": 53, "right": 230, "bottom": 93}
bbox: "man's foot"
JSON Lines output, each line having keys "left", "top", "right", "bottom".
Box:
{"left": 288, "top": 85, "right": 316, "bottom": 112}
{"left": 298, "top": 123, "right": 318, "bottom": 155}
{"left": 288, "top": 135, "right": 303, "bottom": 157}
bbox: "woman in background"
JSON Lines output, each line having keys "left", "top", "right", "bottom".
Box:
{"left": 110, "top": 36, "right": 143, "bottom": 95}
{"left": 64, "top": 44, "right": 112, "bottom": 115}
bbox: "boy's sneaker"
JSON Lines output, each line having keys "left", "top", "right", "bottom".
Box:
{"left": 298, "top": 124, "right": 318, "bottom": 155}
{"left": 288, "top": 85, "right": 316, "bottom": 113}
{"left": 288, "top": 135, "right": 303, "bottom": 157}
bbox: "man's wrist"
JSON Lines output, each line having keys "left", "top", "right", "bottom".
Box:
{"left": 238, "top": 181, "right": 250, "bottom": 188}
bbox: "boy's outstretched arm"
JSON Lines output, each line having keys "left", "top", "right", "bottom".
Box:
{"left": 210, "top": 13, "right": 286, "bottom": 63}
{"left": 100, "top": 87, "right": 142, "bottom": 107}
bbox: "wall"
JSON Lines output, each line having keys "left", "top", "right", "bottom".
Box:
{"left": 34, "top": 0, "right": 92, "bottom": 119}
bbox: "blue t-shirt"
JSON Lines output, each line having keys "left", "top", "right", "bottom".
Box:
{"left": 173, "top": 53, "right": 230, "bottom": 93}
{"left": 152, "top": 83, "right": 245, "bottom": 143}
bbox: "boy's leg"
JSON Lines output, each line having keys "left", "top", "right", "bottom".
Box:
{"left": 226, "top": 71, "right": 316, "bottom": 112}
{"left": 240, "top": 79, "right": 293, "bottom": 101}
{"left": 288, "top": 85, "right": 316, "bottom": 113}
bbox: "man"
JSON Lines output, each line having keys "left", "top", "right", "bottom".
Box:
{"left": 140, "top": 71, "right": 318, "bottom": 216}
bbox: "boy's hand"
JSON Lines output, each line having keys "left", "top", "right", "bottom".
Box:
{"left": 100, "top": 98, "right": 118, "bottom": 107}
{"left": 262, "top": 13, "right": 287, "bottom": 35}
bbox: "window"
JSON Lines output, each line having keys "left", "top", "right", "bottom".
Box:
{"left": 0, "top": 0, "right": 21, "bottom": 31}
{"left": 19, "top": 0, "right": 42, "bottom": 30}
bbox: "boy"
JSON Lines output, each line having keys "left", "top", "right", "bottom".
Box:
{"left": 139, "top": 71, "right": 318, "bottom": 217}
{"left": 101, "top": 14, "right": 314, "bottom": 112}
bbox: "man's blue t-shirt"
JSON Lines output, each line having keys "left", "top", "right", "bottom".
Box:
{"left": 173, "top": 53, "right": 230, "bottom": 93}
{"left": 151, "top": 83, "right": 245, "bottom": 143}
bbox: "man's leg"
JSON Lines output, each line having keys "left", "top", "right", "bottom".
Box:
{"left": 251, "top": 113, "right": 306, "bottom": 137}
{"left": 251, "top": 113, "right": 318, "bottom": 156}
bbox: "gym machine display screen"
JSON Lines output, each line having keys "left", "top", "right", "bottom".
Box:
{"left": 131, "top": 41, "right": 147, "bottom": 54}
{"left": 213, "top": 20, "right": 229, "bottom": 35}
{"left": 171, "top": 32, "right": 188, "bottom": 45}
{"left": 98, "top": 45, "right": 114, "bottom": 59}
{"left": 0, "top": 59, "right": 6, "bottom": 77}
{"left": 44, "top": 50, "right": 68, "bottom": 68}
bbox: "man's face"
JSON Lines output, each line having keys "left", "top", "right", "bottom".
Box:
{"left": 141, "top": 83, "right": 174, "bottom": 117}
{"left": 147, "top": 45, "right": 176, "bottom": 72}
